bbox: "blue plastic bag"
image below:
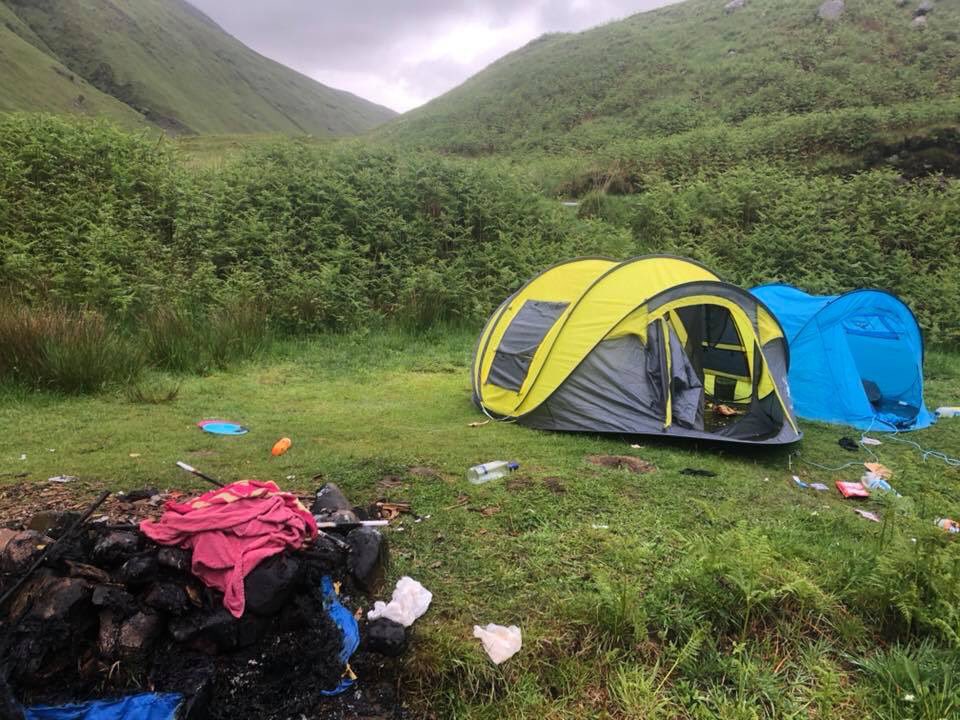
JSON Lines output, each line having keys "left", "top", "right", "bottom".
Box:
{"left": 319, "top": 575, "right": 360, "bottom": 696}
{"left": 24, "top": 693, "right": 182, "bottom": 720}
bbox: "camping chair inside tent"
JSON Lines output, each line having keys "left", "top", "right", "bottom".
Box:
{"left": 750, "top": 284, "right": 934, "bottom": 431}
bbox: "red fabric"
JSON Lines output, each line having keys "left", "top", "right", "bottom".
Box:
{"left": 140, "top": 480, "right": 317, "bottom": 618}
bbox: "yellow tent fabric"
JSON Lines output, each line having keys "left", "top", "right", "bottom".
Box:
{"left": 472, "top": 255, "right": 801, "bottom": 445}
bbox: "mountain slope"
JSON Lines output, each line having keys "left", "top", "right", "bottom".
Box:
{"left": 383, "top": 0, "right": 960, "bottom": 154}
{"left": 0, "top": 3, "right": 145, "bottom": 127}
{"left": 0, "top": 0, "right": 396, "bottom": 135}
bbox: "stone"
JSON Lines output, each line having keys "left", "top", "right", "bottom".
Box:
{"left": 169, "top": 607, "right": 237, "bottom": 648}
{"left": 27, "top": 511, "right": 79, "bottom": 539}
{"left": 311, "top": 483, "right": 359, "bottom": 524}
{"left": 724, "top": 0, "right": 745, "bottom": 12}
{"left": 915, "top": 0, "right": 934, "bottom": 15}
{"left": 115, "top": 555, "right": 158, "bottom": 586}
{"left": 244, "top": 553, "right": 302, "bottom": 616}
{"left": 92, "top": 584, "right": 138, "bottom": 616}
{"left": 25, "top": 577, "right": 91, "bottom": 622}
{"left": 346, "top": 527, "right": 387, "bottom": 592}
{"left": 91, "top": 531, "right": 141, "bottom": 565}
{"left": 117, "top": 487, "right": 159, "bottom": 503}
{"left": 157, "top": 547, "right": 190, "bottom": 572}
{"left": 818, "top": 0, "right": 845, "bottom": 20}
{"left": 119, "top": 611, "right": 163, "bottom": 658}
{"left": 0, "top": 530, "right": 52, "bottom": 573}
{"left": 365, "top": 618, "right": 407, "bottom": 657}
{"left": 144, "top": 582, "right": 190, "bottom": 615}
{"left": 913, "top": 14, "right": 928, "bottom": 26}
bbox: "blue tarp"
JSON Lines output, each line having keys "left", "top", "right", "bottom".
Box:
{"left": 24, "top": 693, "right": 182, "bottom": 720}
{"left": 751, "top": 284, "right": 934, "bottom": 431}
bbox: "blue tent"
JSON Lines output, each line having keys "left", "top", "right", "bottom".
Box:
{"left": 750, "top": 284, "right": 934, "bottom": 431}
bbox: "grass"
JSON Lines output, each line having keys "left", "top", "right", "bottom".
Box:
{"left": 1, "top": 328, "right": 958, "bottom": 717}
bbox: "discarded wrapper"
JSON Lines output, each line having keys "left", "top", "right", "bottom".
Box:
{"left": 854, "top": 509, "right": 881, "bottom": 523}
{"left": 936, "top": 518, "right": 959, "bottom": 534}
{"left": 368, "top": 576, "right": 432, "bottom": 627}
{"left": 836, "top": 481, "right": 870, "bottom": 499}
{"left": 473, "top": 623, "right": 522, "bottom": 664}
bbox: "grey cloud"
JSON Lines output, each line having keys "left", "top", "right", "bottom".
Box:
{"left": 187, "top": 0, "right": 679, "bottom": 110}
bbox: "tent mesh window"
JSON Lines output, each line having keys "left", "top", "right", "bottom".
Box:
{"left": 487, "top": 300, "right": 568, "bottom": 391}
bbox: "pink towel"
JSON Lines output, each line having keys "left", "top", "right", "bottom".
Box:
{"left": 141, "top": 480, "right": 317, "bottom": 618}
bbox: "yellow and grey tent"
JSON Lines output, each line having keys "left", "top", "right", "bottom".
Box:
{"left": 471, "top": 256, "right": 802, "bottom": 444}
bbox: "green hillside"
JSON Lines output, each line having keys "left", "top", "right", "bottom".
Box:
{"left": 0, "top": 0, "right": 396, "bottom": 135}
{"left": 383, "top": 0, "right": 960, "bottom": 158}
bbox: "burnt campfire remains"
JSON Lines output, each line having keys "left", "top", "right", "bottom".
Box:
{"left": 0, "top": 482, "right": 410, "bottom": 719}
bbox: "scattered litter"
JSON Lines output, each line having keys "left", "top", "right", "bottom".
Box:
{"left": 47, "top": 448, "right": 55, "bottom": 453}
{"left": 838, "top": 437, "right": 859, "bottom": 452}
{"left": 467, "top": 460, "right": 519, "bottom": 485}
{"left": 591, "top": 524, "right": 609, "bottom": 530}
{"left": 854, "top": 509, "right": 882, "bottom": 523}
{"left": 864, "top": 462, "right": 892, "bottom": 479}
{"left": 376, "top": 501, "right": 411, "bottom": 520}
{"left": 129, "top": 453, "right": 142, "bottom": 458}
{"left": 25, "top": 692, "right": 184, "bottom": 720}
{"left": 473, "top": 623, "right": 522, "bottom": 664}
{"left": 935, "top": 406, "right": 960, "bottom": 418}
{"left": 468, "top": 420, "right": 490, "bottom": 427}
{"left": 285, "top": 474, "right": 296, "bottom": 480}
{"left": 681, "top": 468, "right": 717, "bottom": 477}
{"left": 861, "top": 472, "right": 900, "bottom": 496}
{"left": 936, "top": 518, "right": 959, "bottom": 534}
{"left": 118, "top": 487, "right": 160, "bottom": 502}
{"left": 271, "top": 437, "right": 292, "bottom": 456}
{"left": 793, "top": 475, "right": 808, "bottom": 488}
{"left": 810, "top": 483, "right": 829, "bottom": 492}
{"left": 714, "top": 404, "right": 741, "bottom": 417}
{"left": 318, "top": 575, "right": 360, "bottom": 697}
{"left": 629, "top": 444, "right": 643, "bottom": 449}
{"left": 836, "top": 481, "right": 870, "bottom": 499}
{"left": 368, "top": 576, "right": 432, "bottom": 627}
{"left": 861, "top": 437, "right": 882, "bottom": 446}
{"left": 47, "top": 475, "right": 78, "bottom": 484}
{"left": 19, "top": 454, "right": 26, "bottom": 461}
{"left": 587, "top": 455, "right": 656, "bottom": 474}
{"left": 197, "top": 420, "right": 248, "bottom": 436}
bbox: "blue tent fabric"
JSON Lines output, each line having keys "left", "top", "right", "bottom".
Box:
{"left": 751, "top": 284, "right": 934, "bottom": 431}
{"left": 24, "top": 693, "right": 182, "bottom": 720}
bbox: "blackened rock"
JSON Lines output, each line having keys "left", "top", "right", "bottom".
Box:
{"left": 92, "top": 531, "right": 141, "bottom": 565}
{"left": 169, "top": 607, "right": 237, "bottom": 650}
{"left": 92, "top": 584, "right": 139, "bottom": 616}
{"left": 915, "top": 0, "right": 933, "bottom": 15}
{"left": 119, "top": 611, "right": 163, "bottom": 659}
{"left": 157, "top": 547, "right": 190, "bottom": 572}
{"left": 98, "top": 608, "right": 121, "bottom": 658}
{"left": 311, "top": 483, "right": 359, "bottom": 524}
{"left": 145, "top": 582, "right": 189, "bottom": 615}
{"left": 0, "top": 530, "right": 53, "bottom": 573}
{"left": 365, "top": 618, "right": 407, "bottom": 657}
{"left": 115, "top": 555, "right": 158, "bottom": 586}
{"left": 27, "top": 511, "right": 80, "bottom": 539}
{"left": 25, "top": 576, "right": 91, "bottom": 622}
{"left": 346, "top": 527, "right": 387, "bottom": 592}
{"left": 117, "top": 487, "right": 159, "bottom": 502}
{"left": 244, "top": 553, "right": 303, "bottom": 616}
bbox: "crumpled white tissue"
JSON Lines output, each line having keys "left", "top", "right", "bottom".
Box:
{"left": 473, "top": 623, "right": 522, "bottom": 664}
{"left": 367, "top": 576, "right": 432, "bottom": 627}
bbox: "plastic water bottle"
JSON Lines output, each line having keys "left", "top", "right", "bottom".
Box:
{"left": 467, "top": 461, "right": 519, "bottom": 485}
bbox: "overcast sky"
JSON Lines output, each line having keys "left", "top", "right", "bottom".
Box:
{"left": 187, "top": 0, "right": 679, "bottom": 113}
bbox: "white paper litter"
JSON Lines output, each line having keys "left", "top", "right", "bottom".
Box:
{"left": 860, "top": 437, "right": 882, "bottom": 446}
{"left": 368, "top": 576, "right": 432, "bottom": 627}
{"left": 473, "top": 623, "right": 522, "bottom": 664}
{"left": 48, "top": 475, "right": 78, "bottom": 483}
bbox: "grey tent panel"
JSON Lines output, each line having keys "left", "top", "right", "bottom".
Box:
{"left": 668, "top": 325, "right": 704, "bottom": 429}
{"left": 486, "top": 300, "right": 568, "bottom": 391}
{"left": 523, "top": 331, "right": 669, "bottom": 433}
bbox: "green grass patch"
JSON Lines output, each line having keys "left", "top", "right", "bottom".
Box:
{"left": 1, "top": 329, "right": 958, "bottom": 717}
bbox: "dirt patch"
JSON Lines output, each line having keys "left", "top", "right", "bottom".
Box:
{"left": 505, "top": 475, "right": 532, "bottom": 492}
{"left": 542, "top": 477, "right": 567, "bottom": 494}
{"left": 407, "top": 466, "right": 442, "bottom": 480}
{"left": 587, "top": 455, "right": 656, "bottom": 474}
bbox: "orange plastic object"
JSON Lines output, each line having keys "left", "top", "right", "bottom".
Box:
{"left": 271, "top": 437, "right": 292, "bottom": 456}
